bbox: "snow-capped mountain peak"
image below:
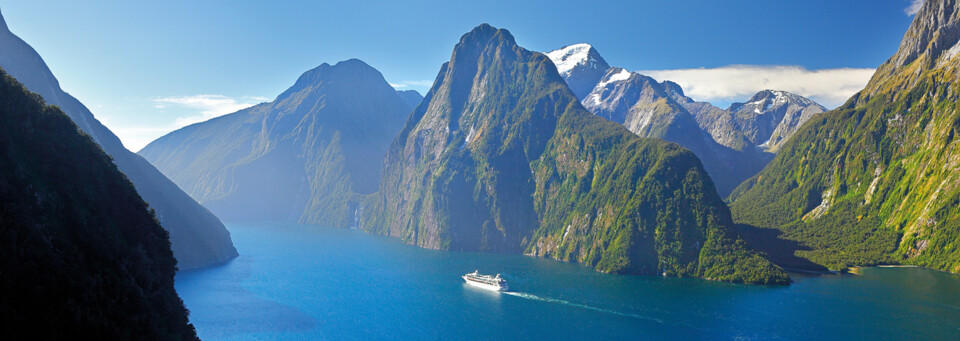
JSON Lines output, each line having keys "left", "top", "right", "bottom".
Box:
{"left": 546, "top": 43, "right": 607, "bottom": 77}
{"left": 545, "top": 43, "right": 611, "bottom": 100}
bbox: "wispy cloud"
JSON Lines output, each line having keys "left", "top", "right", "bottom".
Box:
{"left": 639, "top": 65, "right": 876, "bottom": 108}
{"left": 153, "top": 94, "right": 267, "bottom": 126}
{"left": 905, "top": 0, "right": 924, "bottom": 16}
{"left": 389, "top": 80, "right": 434, "bottom": 90}
{"left": 103, "top": 94, "right": 268, "bottom": 151}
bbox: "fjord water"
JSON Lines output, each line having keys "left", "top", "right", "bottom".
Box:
{"left": 176, "top": 223, "right": 960, "bottom": 340}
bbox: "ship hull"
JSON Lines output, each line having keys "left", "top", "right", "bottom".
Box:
{"left": 462, "top": 276, "right": 508, "bottom": 292}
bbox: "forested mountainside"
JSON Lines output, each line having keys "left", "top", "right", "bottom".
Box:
{"left": 731, "top": 0, "right": 960, "bottom": 272}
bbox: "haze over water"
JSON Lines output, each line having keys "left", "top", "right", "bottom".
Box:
{"left": 176, "top": 223, "right": 960, "bottom": 340}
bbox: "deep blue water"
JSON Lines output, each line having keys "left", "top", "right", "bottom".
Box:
{"left": 176, "top": 223, "right": 960, "bottom": 340}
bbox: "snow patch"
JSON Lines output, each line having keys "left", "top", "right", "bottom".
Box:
{"left": 597, "top": 68, "right": 632, "bottom": 88}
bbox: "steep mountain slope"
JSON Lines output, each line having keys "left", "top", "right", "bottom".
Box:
{"left": 0, "top": 9, "right": 236, "bottom": 269}
{"left": 362, "top": 24, "right": 787, "bottom": 284}
{"left": 140, "top": 59, "right": 411, "bottom": 227}
{"left": 579, "top": 67, "right": 770, "bottom": 196}
{"left": 544, "top": 43, "right": 610, "bottom": 100}
{"left": 0, "top": 69, "right": 197, "bottom": 340}
{"left": 730, "top": 0, "right": 960, "bottom": 272}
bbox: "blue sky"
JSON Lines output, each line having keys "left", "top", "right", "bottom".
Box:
{"left": 0, "top": 0, "right": 920, "bottom": 150}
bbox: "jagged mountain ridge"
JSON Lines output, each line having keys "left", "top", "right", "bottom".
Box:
{"left": 140, "top": 59, "right": 413, "bottom": 227}
{"left": 0, "top": 9, "right": 236, "bottom": 270}
{"left": 361, "top": 24, "right": 788, "bottom": 284}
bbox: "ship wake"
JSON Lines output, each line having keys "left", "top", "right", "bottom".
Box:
{"left": 503, "top": 292, "right": 663, "bottom": 324}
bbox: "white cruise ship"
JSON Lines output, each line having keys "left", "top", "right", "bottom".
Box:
{"left": 462, "top": 270, "right": 509, "bottom": 291}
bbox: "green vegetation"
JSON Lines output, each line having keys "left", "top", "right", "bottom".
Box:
{"left": 0, "top": 69, "right": 197, "bottom": 339}
{"left": 363, "top": 24, "right": 788, "bottom": 285}
{"left": 731, "top": 57, "right": 960, "bottom": 272}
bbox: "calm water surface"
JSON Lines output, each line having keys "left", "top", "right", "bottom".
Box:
{"left": 176, "top": 223, "right": 960, "bottom": 340}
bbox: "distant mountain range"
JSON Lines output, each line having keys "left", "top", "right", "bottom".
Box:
{"left": 0, "top": 10, "right": 236, "bottom": 270}
{"left": 0, "top": 68, "right": 197, "bottom": 340}
{"left": 361, "top": 24, "right": 787, "bottom": 284}
{"left": 140, "top": 59, "right": 420, "bottom": 227}
{"left": 730, "top": 0, "right": 960, "bottom": 273}
{"left": 547, "top": 45, "right": 826, "bottom": 196}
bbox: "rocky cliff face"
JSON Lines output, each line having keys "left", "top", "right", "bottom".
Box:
{"left": 0, "top": 9, "right": 236, "bottom": 269}
{"left": 140, "top": 59, "right": 411, "bottom": 227}
{"left": 362, "top": 24, "right": 788, "bottom": 284}
{"left": 731, "top": 0, "right": 960, "bottom": 272}
{"left": 0, "top": 69, "right": 197, "bottom": 340}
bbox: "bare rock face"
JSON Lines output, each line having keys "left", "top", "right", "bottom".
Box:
{"left": 863, "top": 0, "right": 960, "bottom": 101}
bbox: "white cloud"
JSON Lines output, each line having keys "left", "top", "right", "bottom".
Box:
{"left": 105, "top": 123, "right": 183, "bottom": 153}
{"left": 639, "top": 65, "right": 876, "bottom": 108}
{"left": 389, "top": 80, "right": 434, "bottom": 90}
{"left": 905, "top": 0, "right": 924, "bottom": 16}
{"left": 100, "top": 94, "right": 267, "bottom": 151}
{"left": 153, "top": 94, "right": 265, "bottom": 127}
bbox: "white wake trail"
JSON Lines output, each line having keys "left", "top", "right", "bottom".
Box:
{"left": 503, "top": 292, "right": 663, "bottom": 324}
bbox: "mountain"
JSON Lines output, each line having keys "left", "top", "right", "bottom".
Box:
{"left": 544, "top": 43, "right": 610, "bottom": 100}
{"left": 730, "top": 0, "right": 960, "bottom": 272}
{"left": 0, "top": 9, "right": 236, "bottom": 270}
{"left": 397, "top": 89, "right": 424, "bottom": 111}
{"left": 725, "top": 90, "right": 826, "bottom": 152}
{"left": 0, "top": 69, "right": 197, "bottom": 339}
{"left": 140, "top": 59, "right": 411, "bottom": 227}
{"left": 576, "top": 66, "right": 770, "bottom": 196}
{"left": 548, "top": 47, "right": 826, "bottom": 196}
{"left": 663, "top": 82, "right": 755, "bottom": 151}
{"left": 668, "top": 87, "right": 827, "bottom": 153}
{"left": 361, "top": 24, "right": 788, "bottom": 284}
